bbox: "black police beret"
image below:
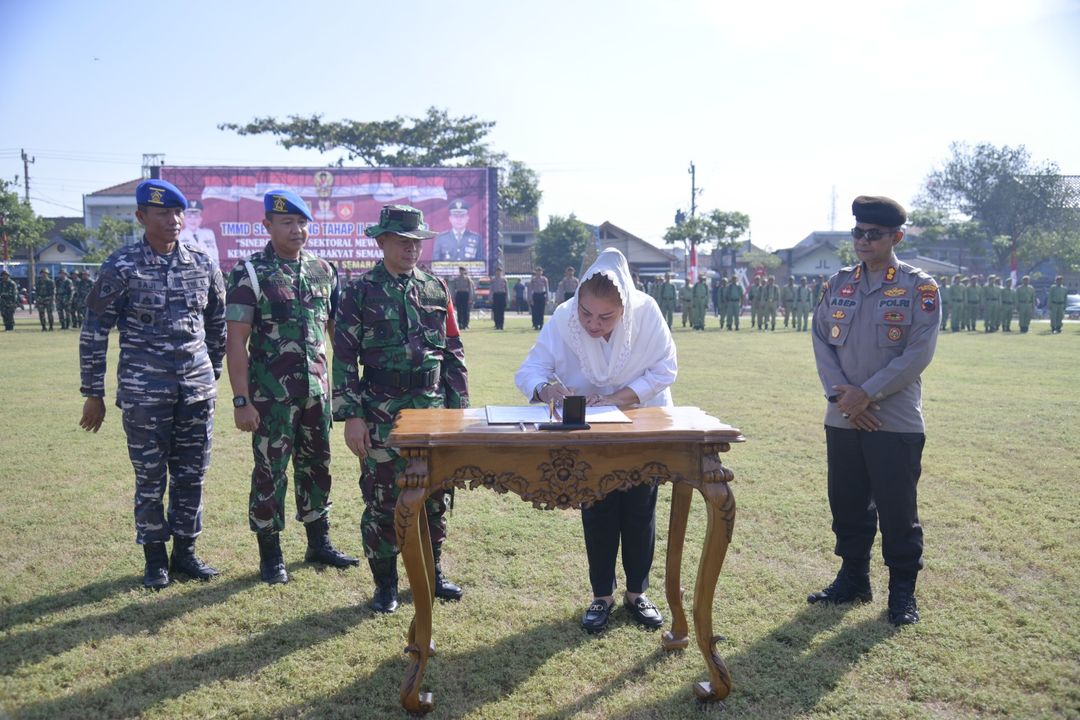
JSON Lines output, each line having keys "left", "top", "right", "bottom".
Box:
{"left": 852, "top": 195, "right": 907, "bottom": 227}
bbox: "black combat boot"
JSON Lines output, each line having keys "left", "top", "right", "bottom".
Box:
{"left": 807, "top": 559, "right": 872, "bottom": 605}
{"left": 432, "top": 543, "right": 463, "bottom": 601}
{"left": 303, "top": 517, "right": 360, "bottom": 568}
{"left": 368, "top": 557, "right": 399, "bottom": 613}
{"left": 142, "top": 542, "right": 170, "bottom": 590}
{"left": 256, "top": 532, "right": 288, "bottom": 585}
{"left": 887, "top": 573, "right": 920, "bottom": 626}
{"left": 170, "top": 536, "right": 220, "bottom": 580}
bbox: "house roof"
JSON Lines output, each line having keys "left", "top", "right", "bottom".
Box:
{"left": 595, "top": 221, "right": 677, "bottom": 262}
{"left": 87, "top": 178, "right": 142, "bottom": 197}
{"left": 43, "top": 217, "right": 87, "bottom": 249}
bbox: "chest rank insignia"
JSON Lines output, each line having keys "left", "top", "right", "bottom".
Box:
{"left": 831, "top": 309, "right": 846, "bottom": 320}
{"left": 853, "top": 265, "right": 862, "bottom": 281}
{"left": 884, "top": 311, "right": 905, "bottom": 322}
{"left": 917, "top": 283, "right": 937, "bottom": 293}
{"left": 840, "top": 284, "right": 856, "bottom": 297}
{"left": 273, "top": 196, "right": 287, "bottom": 212}
{"left": 884, "top": 266, "right": 897, "bottom": 282}
{"left": 884, "top": 287, "right": 907, "bottom": 297}
{"left": 887, "top": 326, "right": 903, "bottom": 341}
{"left": 830, "top": 324, "right": 841, "bottom": 339}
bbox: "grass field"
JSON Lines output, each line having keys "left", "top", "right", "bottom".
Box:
{"left": 1, "top": 309, "right": 1078, "bottom": 720}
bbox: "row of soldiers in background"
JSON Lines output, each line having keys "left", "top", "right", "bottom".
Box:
{"left": 647, "top": 274, "right": 827, "bottom": 332}
{"left": 936, "top": 274, "right": 1060, "bottom": 334}
{"left": 1, "top": 268, "right": 95, "bottom": 332}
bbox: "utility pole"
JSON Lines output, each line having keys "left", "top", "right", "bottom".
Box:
{"left": 22, "top": 149, "right": 37, "bottom": 291}
{"left": 688, "top": 162, "right": 698, "bottom": 218}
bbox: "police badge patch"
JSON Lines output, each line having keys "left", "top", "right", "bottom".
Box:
{"left": 887, "top": 326, "right": 903, "bottom": 341}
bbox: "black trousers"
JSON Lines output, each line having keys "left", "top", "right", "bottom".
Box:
{"left": 454, "top": 291, "right": 471, "bottom": 329}
{"left": 531, "top": 292, "right": 546, "bottom": 329}
{"left": 825, "top": 426, "right": 925, "bottom": 578}
{"left": 582, "top": 482, "right": 659, "bottom": 597}
{"left": 491, "top": 292, "right": 507, "bottom": 329}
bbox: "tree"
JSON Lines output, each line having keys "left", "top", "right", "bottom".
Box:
{"left": 916, "top": 142, "right": 1080, "bottom": 271}
{"left": 83, "top": 216, "right": 138, "bottom": 263}
{"left": 662, "top": 209, "right": 750, "bottom": 254}
{"left": 220, "top": 107, "right": 542, "bottom": 218}
{"left": 0, "top": 180, "right": 53, "bottom": 289}
{"left": 60, "top": 223, "right": 94, "bottom": 249}
{"left": 533, "top": 214, "right": 592, "bottom": 281}
{"left": 907, "top": 207, "right": 986, "bottom": 272}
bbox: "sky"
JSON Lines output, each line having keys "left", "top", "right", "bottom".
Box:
{"left": 2, "top": 0, "right": 1078, "bottom": 251}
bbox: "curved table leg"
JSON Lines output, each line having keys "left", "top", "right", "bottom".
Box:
{"left": 396, "top": 483, "right": 435, "bottom": 714}
{"left": 662, "top": 481, "right": 693, "bottom": 651}
{"left": 691, "top": 461, "right": 736, "bottom": 702}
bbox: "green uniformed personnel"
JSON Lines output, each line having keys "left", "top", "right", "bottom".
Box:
{"left": 55, "top": 269, "right": 74, "bottom": 329}
{"left": 725, "top": 275, "right": 742, "bottom": 330}
{"left": 1048, "top": 275, "right": 1067, "bottom": 333}
{"left": 332, "top": 204, "right": 469, "bottom": 613}
{"left": 781, "top": 276, "right": 796, "bottom": 328}
{"left": 748, "top": 275, "right": 763, "bottom": 328}
{"left": 1016, "top": 276, "right": 1036, "bottom": 333}
{"left": 658, "top": 273, "right": 676, "bottom": 328}
{"left": 679, "top": 280, "right": 692, "bottom": 328}
{"left": 691, "top": 276, "right": 709, "bottom": 330}
{"left": 794, "top": 276, "right": 811, "bottom": 331}
{"left": 948, "top": 274, "right": 963, "bottom": 331}
{"left": 963, "top": 276, "right": 980, "bottom": 331}
{"left": 763, "top": 275, "right": 780, "bottom": 331}
{"left": 984, "top": 275, "right": 1001, "bottom": 332}
{"left": 36, "top": 268, "right": 56, "bottom": 331}
{"left": 1, "top": 269, "right": 18, "bottom": 331}
{"left": 1000, "top": 277, "right": 1015, "bottom": 332}
{"left": 938, "top": 275, "right": 950, "bottom": 331}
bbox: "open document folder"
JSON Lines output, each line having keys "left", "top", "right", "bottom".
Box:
{"left": 485, "top": 405, "right": 632, "bottom": 425}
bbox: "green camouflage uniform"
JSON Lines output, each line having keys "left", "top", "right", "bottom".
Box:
{"left": 56, "top": 273, "right": 74, "bottom": 329}
{"left": 36, "top": 272, "right": 55, "bottom": 330}
{"left": 1, "top": 274, "right": 18, "bottom": 331}
{"left": 691, "top": 278, "right": 709, "bottom": 329}
{"left": 332, "top": 261, "right": 469, "bottom": 559}
{"left": 227, "top": 243, "right": 339, "bottom": 534}
{"left": 659, "top": 280, "right": 676, "bottom": 328}
{"left": 1016, "top": 281, "right": 1036, "bottom": 333}
{"left": 73, "top": 274, "right": 93, "bottom": 327}
{"left": 725, "top": 279, "right": 742, "bottom": 330}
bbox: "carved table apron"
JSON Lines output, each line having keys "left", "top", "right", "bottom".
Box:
{"left": 387, "top": 406, "right": 744, "bottom": 714}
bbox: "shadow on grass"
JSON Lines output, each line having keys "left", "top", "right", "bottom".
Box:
{"left": 0, "top": 574, "right": 141, "bottom": 631}
{"left": 0, "top": 568, "right": 266, "bottom": 676}
{"left": 17, "top": 600, "right": 371, "bottom": 719}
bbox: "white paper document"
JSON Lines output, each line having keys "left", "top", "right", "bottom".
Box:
{"left": 484, "top": 405, "right": 632, "bottom": 425}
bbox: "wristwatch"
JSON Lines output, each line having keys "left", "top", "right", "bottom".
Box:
{"left": 232, "top": 395, "right": 249, "bottom": 408}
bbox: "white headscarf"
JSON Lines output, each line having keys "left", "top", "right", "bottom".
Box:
{"left": 557, "top": 248, "right": 656, "bottom": 388}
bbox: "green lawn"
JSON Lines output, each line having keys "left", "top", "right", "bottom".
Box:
{"left": 1, "top": 310, "right": 1078, "bottom": 719}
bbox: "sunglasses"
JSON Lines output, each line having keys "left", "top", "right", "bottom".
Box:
{"left": 851, "top": 227, "right": 897, "bottom": 242}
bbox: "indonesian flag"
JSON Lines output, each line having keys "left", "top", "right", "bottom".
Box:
{"left": 1010, "top": 250, "right": 1018, "bottom": 288}
{"left": 689, "top": 242, "right": 698, "bottom": 285}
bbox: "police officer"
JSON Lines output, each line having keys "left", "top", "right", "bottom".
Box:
{"left": 1048, "top": 276, "right": 1067, "bottom": 333}
{"left": 432, "top": 199, "right": 483, "bottom": 261}
{"left": 528, "top": 267, "right": 550, "bottom": 330}
{"left": 332, "top": 204, "right": 469, "bottom": 613}
{"left": 490, "top": 267, "right": 508, "bottom": 330}
{"left": 1016, "top": 276, "right": 1036, "bottom": 333}
{"left": 448, "top": 265, "right": 475, "bottom": 330}
{"left": 36, "top": 268, "right": 56, "bottom": 331}
{"left": 56, "top": 269, "right": 74, "bottom": 329}
{"left": 226, "top": 189, "right": 358, "bottom": 584}
{"left": 557, "top": 266, "right": 580, "bottom": 303}
{"left": 1, "top": 269, "right": 18, "bottom": 331}
{"left": 810, "top": 196, "right": 940, "bottom": 626}
{"left": 79, "top": 179, "right": 226, "bottom": 589}
{"left": 179, "top": 199, "right": 220, "bottom": 267}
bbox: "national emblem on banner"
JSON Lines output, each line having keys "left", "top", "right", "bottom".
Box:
{"left": 337, "top": 201, "right": 354, "bottom": 220}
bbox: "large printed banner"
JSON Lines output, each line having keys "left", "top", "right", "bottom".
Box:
{"left": 161, "top": 166, "right": 497, "bottom": 276}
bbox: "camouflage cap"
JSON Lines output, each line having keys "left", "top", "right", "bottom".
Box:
{"left": 364, "top": 204, "right": 437, "bottom": 240}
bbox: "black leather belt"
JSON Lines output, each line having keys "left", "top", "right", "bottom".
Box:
{"left": 363, "top": 366, "right": 438, "bottom": 389}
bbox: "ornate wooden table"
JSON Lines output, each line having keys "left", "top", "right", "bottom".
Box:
{"left": 388, "top": 406, "right": 744, "bottom": 714}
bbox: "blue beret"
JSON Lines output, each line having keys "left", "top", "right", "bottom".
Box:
{"left": 264, "top": 189, "right": 313, "bottom": 221}
{"left": 136, "top": 179, "right": 188, "bottom": 209}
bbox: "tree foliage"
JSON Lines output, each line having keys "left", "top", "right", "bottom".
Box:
{"left": 533, "top": 214, "right": 592, "bottom": 280}
{"left": 0, "top": 180, "right": 53, "bottom": 256}
{"left": 662, "top": 209, "right": 750, "bottom": 251}
{"left": 916, "top": 142, "right": 1080, "bottom": 270}
{"left": 83, "top": 217, "right": 138, "bottom": 263}
{"left": 220, "top": 106, "right": 542, "bottom": 218}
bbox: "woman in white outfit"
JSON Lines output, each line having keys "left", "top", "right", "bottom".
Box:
{"left": 515, "top": 248, "right": 678, "bottom": 633}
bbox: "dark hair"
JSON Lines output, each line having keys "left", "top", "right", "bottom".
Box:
{"left": 579, "top": 273, "right": 622, "bottom": 305}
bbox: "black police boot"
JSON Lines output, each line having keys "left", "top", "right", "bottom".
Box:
{"left": 887, "top": 574, "right": 920, "bottom": 626}
{"left": 807, "top": 559, "right": 872, "bottom": 605}
{"left": 142, "top": 542, "right": 170, "bottom": 590}
{"left": 432, "top": 543, "right": 463, "bottom": 601}
{"left": 256, "top": 532, "right": 288, "bottom": 585}
{"left": 170, "top": 536, "right": 220, "bottom": 580}
{"left": 368, "top": 557, "right": 399, "bottom": 613}
{"left": 303, "top": 517, "right": 360, "bottom": 568}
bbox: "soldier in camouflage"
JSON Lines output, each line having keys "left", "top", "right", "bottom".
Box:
{"left": 72, "top": 269, "right": 93, "bottom": 328}
{"left": 226, "top": 189, "right": 358, "bottom": 585}
{"left": 79, "top": 179, "right": 226, "bottom": 589}
{"left": 333, "top": 204, "right": 470, "bottom": 613}
{"left": 1, "top": 269, "right": 17, "bottom": 331}
{"left": 56, "top": 269, "right": 74, "bottom": 329}
{"left": 36, "top": 268, "right": 55, "bottom": 331}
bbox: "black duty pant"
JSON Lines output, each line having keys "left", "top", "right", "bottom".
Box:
{"left": 531, "top": 292, "right": 546, "bottom": 329}
{"left": 825, "top": 426, "right": 925, "bottom": 577}
{"left": 491, "top": 292, "right": 507, "bottom": 329}
{"left": 582, "top": 482, "right": 659, "bottom": 597}
{"left": 454, "top": 291, "right": 471, "bottom": 329}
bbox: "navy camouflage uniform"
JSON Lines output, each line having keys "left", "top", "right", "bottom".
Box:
{"left": 80, "top": 238, "right": 226, "bottom": 544}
